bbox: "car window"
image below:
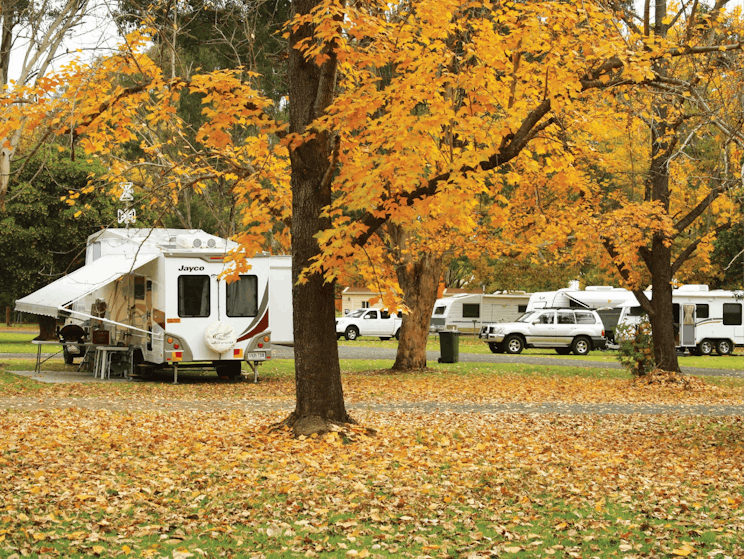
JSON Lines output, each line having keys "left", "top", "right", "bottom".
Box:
{"left": 536, "top": 312, "right": 554, "bottom": 324}
{"left": 381, "top": 310, "right": 390, "bottom": 319}
{"left": 575, "top": 311, "right": 597, "bottom": 324}
{"left": 557, "top": 311, "right": 575, "bottom": 324}
{"left": 365, "top": 311, "right": 378, "bottom": 319}
{"left": 517, "top": 312, "right": 538, "bottom": 323}
{"left": 349, "top": 309, "right": 366, "bottom": 317}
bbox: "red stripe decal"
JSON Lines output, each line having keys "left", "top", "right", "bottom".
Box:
{"left": 238, "top": 311, "right": 269, "bottom": 342}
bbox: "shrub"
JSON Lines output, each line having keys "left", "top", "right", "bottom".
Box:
{"left": 615, "top": 315, "right": 655, "bottom": 376}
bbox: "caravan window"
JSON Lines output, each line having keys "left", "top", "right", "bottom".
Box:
{"left": 696, "top": 304, "right": 709, "bottom": 319}
{"left": 90, "top": 242, "right": 101, "bottom": 261}
{"left": 434, "top": 306, "right": 446, "bottom": 315}
{"left": 463, "top": 304, "right": 480, "bottom": 318}
{"left": 178, "top": 276, "right": 211, "bottom": 317}
{"left": 226, "top": 275, "right": 258, "bottom": 317}
{"left": 134, "top": 276, "right": 146, "bottom": 300}
{"left": 723, "top": 303, "right": 742, "bottom": 326}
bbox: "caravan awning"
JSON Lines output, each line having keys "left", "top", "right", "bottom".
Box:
{"left": 14, "top": 253, "right": 159, "bottom": 318}
{"left": 563, "top": 293, "right": 591, "bottom": 309}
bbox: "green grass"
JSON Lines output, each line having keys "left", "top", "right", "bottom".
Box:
{"left": 339, "top": 334, "right": 745, "bottom": 369}
{"left": 8, "top": 498, "right": 737, "bottom": 559}
{"left": 3, "top": 329, "right": 744, "bottom": 371}
{"left": 0, "top": 355, "right": 628, "bottom": 380}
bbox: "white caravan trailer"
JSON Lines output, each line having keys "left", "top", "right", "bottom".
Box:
{"left": 527, "top": 286, "right": 639, "bottom": 342}
{"left": 616, "top": 285, "right": 744, "bottom": 355}
{"left": 15, "top": 228, "right": 292, "bottom": 380}
{"left": 430, "top": 292, "right": 531, "bottom": 333}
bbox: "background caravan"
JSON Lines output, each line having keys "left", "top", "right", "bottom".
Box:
{"left": 616, "top": 285, "right": 744, "bottom": 356}
{"left": 15, "top": 228, "right": 292, "bottom": 381}
{"left": 430, "top": 292, "right": 531, "bottom": 334}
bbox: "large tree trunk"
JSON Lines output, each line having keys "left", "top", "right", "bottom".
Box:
{"left": 642, "top": 0, "right": 680, "bottom": 374}
{"left": 647, "top": 238, "right": 680, "bottom": 372}
{"left": 36, "top": 315, "right": 57, "bottom": 341}
{"left": 285, "top": 0, "right": 351, "bottom": 434}
{"left": 392, "top": 253, "right": 443, "bottom": 370}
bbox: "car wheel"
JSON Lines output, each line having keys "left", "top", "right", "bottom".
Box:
{"left": 345, "top": 326, "right": 359, "bottom": 341}
{"left": 555, "top": 347, "right": 572, "bottom": 355}
{"left": 503, "top": 335, "right": 524, "bottom": 355}
{"left": 716, "top": 339, "right": 733, "bottom": 356}
{"left": 698, "top": 339, "right": 713, "bottom": 355}
{"left": 488, "top": 342, "right": 504, "bottom": 354}
{"left": 571, "top": 337, "right": 591, "bottom": 356}
{"left": 394, "top": 329, "right": 400, "bottom": 340}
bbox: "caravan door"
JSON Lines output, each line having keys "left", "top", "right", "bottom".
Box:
{"left": 681, "top": 304, "right": 696, "bottom": 347}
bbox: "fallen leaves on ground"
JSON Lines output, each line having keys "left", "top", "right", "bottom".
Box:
{"left": 0, "top": 411, "right": 741, "bottom": 558}
{"left": 0, "top": 366, "right": 741, "bottom": 409}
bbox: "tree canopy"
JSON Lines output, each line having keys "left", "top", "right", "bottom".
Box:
{"left": 0, "top": 0, "right": 741, "bottom": 427}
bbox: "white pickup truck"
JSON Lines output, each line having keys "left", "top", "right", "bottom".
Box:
{"left": 336, "top": 309, "right": 402, "bottom": 341}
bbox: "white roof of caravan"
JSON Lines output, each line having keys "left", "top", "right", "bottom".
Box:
{"left": 87, "top": 228, "right": 238, "bottom": 255}
{"left": 15, "top": 252, "right": 160, "bottom": 318}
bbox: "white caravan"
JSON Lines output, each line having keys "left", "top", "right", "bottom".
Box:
{"left": 430, "top": 292, "right": 532, "bottom": 334}
{"left": 15, "top": 228, "right": 293, "bottom": 379}
{"left": 527, "top": 286, "right": 639, "bottom": 342}
{"left": 616, "top": 285, "right": 744, "bottom": 355}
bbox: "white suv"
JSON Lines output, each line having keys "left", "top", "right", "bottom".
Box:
{"left": 479, "top": 309, "right": 607, "bottom": 355}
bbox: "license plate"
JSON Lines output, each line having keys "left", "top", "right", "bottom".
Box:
{"left": 246, "top": 352, "right": 266, "bottom": 360}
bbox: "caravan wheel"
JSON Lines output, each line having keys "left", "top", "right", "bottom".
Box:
{"left": 697, "top": 339, "right": 713, "bottom": 356}
{"left": 716, "top": 339, "right": 733, "bottom": 356}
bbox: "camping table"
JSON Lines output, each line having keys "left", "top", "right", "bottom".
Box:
{"left": 31, "top": 340, "right": 83, "bottom": 373}
{"left": 31, "top": 341, "right": 63, "bottom": 374}
{"left": 31, "top": 341, "right": 94, "bottom": 374}
{"left": 93, "top": 346, "right": 132, "bottom": 379}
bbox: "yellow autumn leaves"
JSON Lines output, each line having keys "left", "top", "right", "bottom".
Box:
{"left": 0, "top": 0, "right": 739, "bottom": 292}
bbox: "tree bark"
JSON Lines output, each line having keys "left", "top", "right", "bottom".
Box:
{"left": 392, "top": 253, "right": 443, "bottom": 370}
{"left": 643, "top": 0, "right": 681, "bottom": 374}
{"left": 286, "top": 0, "right": 350, "bottom": 431}
{"left": 647, "top": 238, "right": 680, "bottom": 372}
{"left": 36, "top": 316, "right": 57, "bottom": 341}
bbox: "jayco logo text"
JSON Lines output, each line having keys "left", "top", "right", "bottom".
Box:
{"left": 178, "top": 266, "right": 205, "bottom": 272}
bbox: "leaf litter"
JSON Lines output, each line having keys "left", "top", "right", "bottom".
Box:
{"left": 0, "top": 408, "right": 742, "bottom": 558}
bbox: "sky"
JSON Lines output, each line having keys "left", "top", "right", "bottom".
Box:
{"left": 9, "top": 2, "right": 121, "bottom": 85}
